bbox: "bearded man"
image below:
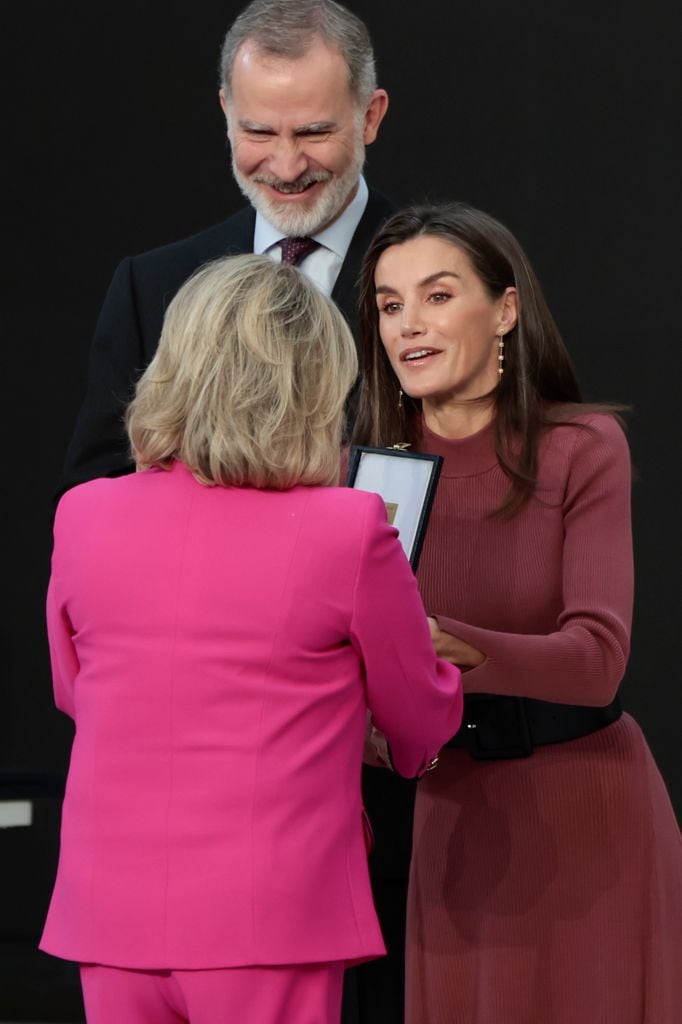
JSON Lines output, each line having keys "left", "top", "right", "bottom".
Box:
{"left": 57, "top": 0, "right": 391, "bottom": 496}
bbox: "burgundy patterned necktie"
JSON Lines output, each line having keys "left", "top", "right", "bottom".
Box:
{"left": 280, "top": 237, "right": 320, "bottom": 266}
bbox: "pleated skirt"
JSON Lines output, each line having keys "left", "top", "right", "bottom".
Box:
{"left": 406, "top": 715, "right": 682, "bottom": 1024}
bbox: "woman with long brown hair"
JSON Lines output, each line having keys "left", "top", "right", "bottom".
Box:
{"left": 355, "top": 203, "right": 681, "bottom": 1023}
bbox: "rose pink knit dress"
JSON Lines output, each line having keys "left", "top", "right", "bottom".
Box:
{"left": 406, "top": 413, "right": 682, "bottom": 1024}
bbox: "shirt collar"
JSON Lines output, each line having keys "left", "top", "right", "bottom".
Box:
{"left": 253, "top": 175, "right": 369, "bottom": 258}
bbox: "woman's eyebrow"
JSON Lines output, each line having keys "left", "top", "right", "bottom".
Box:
{"left": 375, "top": 271, "right": 461, "bottom": 295}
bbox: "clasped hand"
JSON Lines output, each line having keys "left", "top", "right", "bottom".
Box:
{"left": 364, "top": 618, "right": 484, "bottom": 770}
{"left": 427, "top": 617, "right": 485, "bottom": 670}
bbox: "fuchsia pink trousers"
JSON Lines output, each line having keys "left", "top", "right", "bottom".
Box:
{"left": 80, "top": 961, "right": 345, "bottom": 1024}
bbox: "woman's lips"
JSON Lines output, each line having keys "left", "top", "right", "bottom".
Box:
{"left": 400, "top": 347, "right": 441, "bottom": 366}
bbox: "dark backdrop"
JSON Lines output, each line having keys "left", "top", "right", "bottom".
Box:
{"left": 3, "top": 1, "right": 680, "bottom": 1017}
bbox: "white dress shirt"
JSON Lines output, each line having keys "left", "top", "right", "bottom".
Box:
{"left": 253, "top": 176, "right": 369, "bottom": 296}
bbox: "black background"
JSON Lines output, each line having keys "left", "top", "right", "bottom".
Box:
{"left": 3, "top": 1, "right": 680, "bottom": 1017}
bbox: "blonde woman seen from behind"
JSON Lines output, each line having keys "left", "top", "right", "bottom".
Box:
{"left": 41, "top": 255, "right": 463, "bottom": 1024}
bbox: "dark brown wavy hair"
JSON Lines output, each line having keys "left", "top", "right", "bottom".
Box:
{"left": 352, "top": 202, "right": 621, "bottom": 515}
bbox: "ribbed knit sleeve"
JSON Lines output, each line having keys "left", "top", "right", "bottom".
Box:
{"left": 427, "top": 415, "right": 633, "bottom": 706}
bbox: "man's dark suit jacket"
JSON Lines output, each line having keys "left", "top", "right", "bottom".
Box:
{"left": 56, "top": 187, "right": 414, "bottom": 887}
{"left": 58, "top": 189, "right": 395, "bottom": 497}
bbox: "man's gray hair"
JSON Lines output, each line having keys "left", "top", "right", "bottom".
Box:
{"left": 220, "top": 0, "right": 378, "bottom": 106}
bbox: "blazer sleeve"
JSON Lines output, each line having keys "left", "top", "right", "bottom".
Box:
{"left": 56, "top": 258, "right": 143, "bottom": 501}
{"left": 434, "top": 417, "right": 633, "bottom": 706}
{"left": 45, "top": 505, "right": 79, "bottom": 719}
{"left": 349, "top": 494, "right": 463, "bottom": 777}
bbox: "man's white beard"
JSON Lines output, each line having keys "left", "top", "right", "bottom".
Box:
{"left": 231, "top": 132, "right": 366, "bottom": 237}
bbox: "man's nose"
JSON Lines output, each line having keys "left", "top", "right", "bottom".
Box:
{"left": 268, "top": 139, "right": 308, "bottom": 182}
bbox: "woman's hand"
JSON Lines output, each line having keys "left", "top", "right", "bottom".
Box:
{"left": 364, "top": 713, "right": 394, "bottom": 770}
{"left": 427, "top": 617, "right": 485, "bottom": 671}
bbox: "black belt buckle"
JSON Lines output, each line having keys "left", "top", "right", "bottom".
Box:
{"left": 464, "top": 696, "right": 534, "bottom": 760}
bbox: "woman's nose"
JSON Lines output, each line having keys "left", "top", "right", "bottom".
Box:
{"left": 400, "top": 310, "right": 425, "bottom": 337}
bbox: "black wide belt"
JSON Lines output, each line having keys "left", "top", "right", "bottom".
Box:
{"left": 447, "top": 693, "right": 622, "bottom": 760}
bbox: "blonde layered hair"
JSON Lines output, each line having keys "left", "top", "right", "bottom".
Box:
{"left": 126, "top": 254, "right": 358, "bottom": 488}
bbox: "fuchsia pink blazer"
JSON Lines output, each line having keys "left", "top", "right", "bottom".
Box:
{"left": 41, "top": 462, "right": 462, "bottom": 969}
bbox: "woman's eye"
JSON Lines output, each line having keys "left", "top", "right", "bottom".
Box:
{"left": 380, "top": 301, "right": 402, "bottom": 314}
{"left": 429, "top": 291, "right": 451, "bottom": 303}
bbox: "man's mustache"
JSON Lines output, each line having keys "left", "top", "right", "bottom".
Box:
{"left": 252, "top": 170, "right": 332, "bottom": 193}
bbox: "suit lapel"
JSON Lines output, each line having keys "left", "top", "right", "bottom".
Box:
{"left": 221, "top": 206, "right": 256, "bottom": 256}
{"left": 331, "top": 189, "right": 395, "bottom": 440}
{"left": 193, "top": 206, "right": 256, "bottom": 262}
{"left": 332, "top": 189, "right": 395, "bottom": 334}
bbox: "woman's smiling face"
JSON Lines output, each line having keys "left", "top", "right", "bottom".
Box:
{"left": 374, "top": 235, "right": 516, "bottom": 409}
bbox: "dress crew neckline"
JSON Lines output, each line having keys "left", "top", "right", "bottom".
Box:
{"left": 419, "top": 418, "right": 499, "bottom": 478}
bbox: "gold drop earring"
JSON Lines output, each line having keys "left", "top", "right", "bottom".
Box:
{"left": 497, "top": 334, "right": 505, "bottom": 378}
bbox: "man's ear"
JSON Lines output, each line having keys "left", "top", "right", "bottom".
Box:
{"left": 363, "top": 89, "right": 389, "bottom": 145}
{"left": 219, "top": 88, "right": 229, "bottom": 122}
